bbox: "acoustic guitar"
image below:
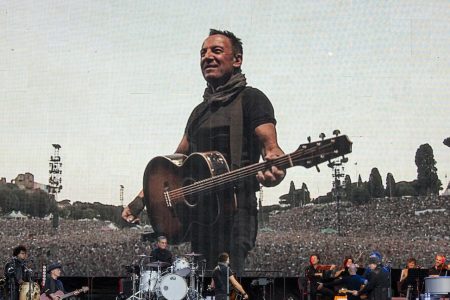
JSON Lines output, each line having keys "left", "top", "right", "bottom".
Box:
{"left": 40, "top": 286, "right": 88, "bottom": 300}
{"left": 143, "top": 134, "right": 352, "bottom": 243}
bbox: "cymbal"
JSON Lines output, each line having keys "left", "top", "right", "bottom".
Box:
{"left": 147, "top": 261, "right": 170, "bottom": 268}
{"left": 184, "top": 252, "right": 203, "bottom": 257}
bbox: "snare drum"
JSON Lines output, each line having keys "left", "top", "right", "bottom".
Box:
{"left": 139, "top": 270, "right": 158, "bottom": 292}
{"left": 155, "top": 273, "right": 187, "bottom": 300}
{"left": 173, "top": 257, "right": 190, "bottom": 277}
{"left": 19, "top": 282, "right": 40, "bottom": 300}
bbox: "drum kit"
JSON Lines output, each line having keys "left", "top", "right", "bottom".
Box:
{"left": 126, "top": 252, "right": 205, "bottom": 300}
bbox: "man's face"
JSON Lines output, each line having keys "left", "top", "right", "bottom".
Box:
{"left": 200, "top": 34, "right": 242, "bottom": 87}
{"left": 158, "top": 239, "right": 168, "bottom": 250}
{"left": 310, "top": 255, "right": 319, "bottom": 265}
{"left": 435, "top": 256, "right": 445, "bottom": 266}
{"left": 369, "top": 263, "right": 377, "bottom": 270}
{"left": 51, "top": 268, "right": 61, "bottom": 277}
{"left": 17, "top": 250, "right": 27, "bottom": 261}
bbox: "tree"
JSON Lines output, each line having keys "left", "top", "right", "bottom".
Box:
{"left": 351, "top": 185, "right": 370, "bottom": 205}
{"left": 368, "top": 167, "right": 384, "bottom": 198}
{"left": 396, "top": 181, "right": 418, "bottom": 197}
{"left": 385, "top": 172, "right": 396, "bottom": 197}
{"left": 344, "top": 175, "right": 352, "bottom": 201}
{"left": 415, "top": 144, "right": 442, "bottom": 195}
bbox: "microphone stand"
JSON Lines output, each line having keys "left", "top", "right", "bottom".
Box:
{"left": 6, "top": 258, "right": 17, "bottom": 300}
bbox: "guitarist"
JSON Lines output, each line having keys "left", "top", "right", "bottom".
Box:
{"left": 42, "top": 263, "right": 79, "bottom": 300}
{"left": 122, "top": 28, "right": 286, "bottom": 273}
{"left": 211, "top": 253, "right": 248, "bottom": 300}
{"left": 318, "top": 264, "right": 365, "bottom": 300}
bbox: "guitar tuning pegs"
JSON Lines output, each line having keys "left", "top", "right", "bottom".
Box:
{"left": 319, "top": 133, "right": 326, "bottom": 140}
{"left": 307, "top": 136, "right": 311, "bottom": 143}
{"left": 333, "top": 129, "right": 341, "bottom": 137}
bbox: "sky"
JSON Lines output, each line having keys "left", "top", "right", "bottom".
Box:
{"left": 1, "top": 0, "right": 449, "bottom": 207}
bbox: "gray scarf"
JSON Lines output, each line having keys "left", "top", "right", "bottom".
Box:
{"left": 202, "top": 72, "right": 247, "bottom": 104}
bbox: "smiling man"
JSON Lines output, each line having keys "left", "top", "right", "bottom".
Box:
{"left": 123, "top": 29, "right": 285, "bottom": 273}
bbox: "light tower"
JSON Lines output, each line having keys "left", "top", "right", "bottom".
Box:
{"left": 120, "top": 185, "right": 124, "bottom": 207}
{"left": 326, "top": 130, "right": 348, "bottom": 236}
{"left": 48, "top": 144, "right": 63, "bottom": 200}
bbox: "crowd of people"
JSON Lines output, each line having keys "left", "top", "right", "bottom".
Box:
{"left": 246, "top": 195, "right": 449, "bottom": 276}
{"left": 0, "top": 195, "right": 448, "bottom": 278}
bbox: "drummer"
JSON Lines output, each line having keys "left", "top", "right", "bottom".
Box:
{"left": 150, "top": 236, "right": 173, "bottom": 268}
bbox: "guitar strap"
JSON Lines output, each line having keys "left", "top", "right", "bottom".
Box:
{"left": 229, "top": 88, "right": 244, "bottom": 171}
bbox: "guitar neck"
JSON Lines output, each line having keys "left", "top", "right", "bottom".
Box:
{"left": 60, "top": 291, "right": 77, "bottom": 299}
{"left": 170, "top": 135, "right": 349, "bottom": 199}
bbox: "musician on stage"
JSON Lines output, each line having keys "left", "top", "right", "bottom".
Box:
{"left": 122, "top": 29, "right": 285, "bottom": 273}
{"left": 352, "top": 257, "right": 390, "bottom": 300}
{"left": 334, "top": 256, "right": 354, "bottom": 279}
{"left": 149, "top": 236, "right": 173, "bottom": 271}
{"left": 3, "top": 245, "right": 29, "bottom": 300}
{"left": 399, "top": 257, "right": 417, "bottom": 283}
{"left": 304, "top": 254, "right": 335, "bottom": 300}
{"left": 43, "top": 263, "right": 70, "bottom": 300}
{"left": 318, "top": 264, "right": 365, "bottom": 300}
{"left": 398, "top": 257, "right": 421, "bottom": 298}
{"left": 210, "top": 253, "right": 248, "bottom": 300}
{"left": 428, "top": 253, "right": 448, "bottom": 276}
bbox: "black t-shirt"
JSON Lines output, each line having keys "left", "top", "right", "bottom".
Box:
{"left": 44, "top": 276, "right": 65, "bottom": 295}
{"left": 428, "top": 265, "right": 448, "bottom": 276}
{"left": 184, "top": 87, "right": 276, "bottom": 202}
{"left": 213, "top": 263, "right": 232, "bottom": 296}
{"left": 150, "top": 248, "right": 173, "bottom": 264}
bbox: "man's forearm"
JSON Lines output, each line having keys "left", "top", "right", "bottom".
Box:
{"left": 128, "top": 191, "right": 145, "bottom": 215}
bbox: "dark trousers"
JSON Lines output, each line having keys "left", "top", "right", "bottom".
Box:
{"left": 191, "top": 203, "right": 257, "bottom": 275}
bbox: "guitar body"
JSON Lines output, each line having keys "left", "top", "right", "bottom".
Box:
{"left": 40, "top": 290, "right": 63, "bottom": 300}
{"left": 40, "top": 286, "right": 88, "bottom": 300}
{"left": 142, "top": 134, "right": 353, "bottom": 244}
{"left": 143, "top": 151, "right": 236, "bottom": 244}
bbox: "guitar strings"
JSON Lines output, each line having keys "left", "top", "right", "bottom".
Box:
{"left": 167, "top": 142, "right": 338, "bottom": 200}
{"left": 168, "top": 145, "right": 335, "bottom": 199}
{"left": 169, "top": 147, "right": 333, "bottom": 199}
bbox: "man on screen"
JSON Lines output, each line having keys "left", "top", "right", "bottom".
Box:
{"left": 122, "top": 29, "right": 285, "bottom": 273}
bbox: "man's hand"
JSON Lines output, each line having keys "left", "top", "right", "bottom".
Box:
{"left": 317, "top": 283, "right": 323, "bottom": 290}
{"left": 50, "top": 294, "right": 60, "bottom": 300}
{"left": 256, "top": 152, "right": 285, "bottom": 187}
{"left": 351, "top": 290, "right": 358, "bottom": 296}
{"left": 243, "top": 293, "right": 249, "bottom": 299}
{"left": 121, "top": 206, "right": 140, "bottom": 224}
{"left": 254, "top": 123, "right": 286, "bottom": 187}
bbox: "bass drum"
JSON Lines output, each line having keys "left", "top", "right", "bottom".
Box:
{"left": 19, "top": 282, "right": 40, "bottom": 300}
{"left": 156, "top": 274, "right": 187, "bottom": 300}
